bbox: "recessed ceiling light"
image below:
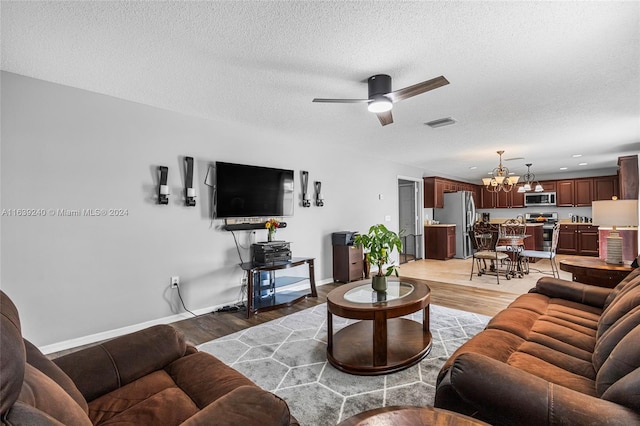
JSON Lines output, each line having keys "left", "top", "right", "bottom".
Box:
{"left": 578, "top": 162, "right": 588, "bottom": 166}
{"left": 560, "top": 167, "right": 568, "bottom": 170}
{"left": 469, "top": 166, "right": 477, "bottom": 170}
{"left": 572, "top": 154, "right": 583, "bottom": 158}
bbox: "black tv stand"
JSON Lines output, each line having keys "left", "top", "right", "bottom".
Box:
{"left": 239, "top": 257, "right": 317, "bottom": 318}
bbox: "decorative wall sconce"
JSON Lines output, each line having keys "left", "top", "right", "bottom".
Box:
{"left": 301, "top": 171, "right": 311, "bottom": 207}
{"left": 315, "top": 181, "right": 324, "bottom": 207}
{"left": 158, "top": 166, "right": 169, "bottom": 205}
{"left": 184, "top": 156, "right": 196, "bottom": 207}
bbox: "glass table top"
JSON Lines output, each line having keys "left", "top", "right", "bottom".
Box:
{"left": 344, "top": 281, "right": 414, "bottom": 304}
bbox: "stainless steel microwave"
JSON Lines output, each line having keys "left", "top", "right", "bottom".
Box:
{"left": 524, "top": 192, "right": 556, "bottom": 207}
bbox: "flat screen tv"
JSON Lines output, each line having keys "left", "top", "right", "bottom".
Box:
{"left": 214, "top": 162, "right": 294, "bottom": 219}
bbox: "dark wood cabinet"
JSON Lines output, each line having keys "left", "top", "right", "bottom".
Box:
{"left": 539, "top": 181, "right": 557, "bottom": 192}
{"left": 424, "top": 177, "right": 479, "bottom": 208}
{"left": 556, "top": 179, "right": 593, "bottom": 207}
{"left": 557, "top": 224, "right": 599, "bottom": 256}
{"left": 593, "top": 176, "right": 619, "bottom": 201}
{"left": 424, "top": 225, "right": 456, "bottom": 260}
{"left": 480, "top": 185, "right": 495, "bottom": 208}
{"left": 558, "top": 224, "right": 578, "bottom": 254}
{"left": 332, "top": 245, "right": 363, "bottom": 283}
{"left": 524, "top": 225, "right": 544, "bottom": 251}
{"left": 578, "top": 225, "right": 600, "bottom": 256}
{"left": 618, "top": 155, "right": 638, "bottom": 200}
{"left": 496, "top": 189, "right": 525, "bottom": 208}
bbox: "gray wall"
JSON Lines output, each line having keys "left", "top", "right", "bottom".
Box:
{"left": 1, "top": 72, "right": 424, "bottom": 347}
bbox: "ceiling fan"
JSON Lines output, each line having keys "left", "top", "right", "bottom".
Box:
{"left": 312, "top": 74, "right": 449, "bottom": 126}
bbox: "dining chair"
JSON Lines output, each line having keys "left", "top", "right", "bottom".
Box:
{"left": 470, "top": 222, "right": 512, "bottom": 284}
{"left": 519, "top": 222, "right": 560, "bottom": 278}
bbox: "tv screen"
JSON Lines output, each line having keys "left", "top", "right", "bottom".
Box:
{"left": 214, "top": 162, "right": 294, "bottom": 219}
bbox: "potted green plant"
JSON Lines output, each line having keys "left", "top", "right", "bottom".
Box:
{"left": 354, "top": 224, "right": 403, "bottom": 292}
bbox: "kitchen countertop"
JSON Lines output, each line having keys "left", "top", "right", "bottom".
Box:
{"left": 424, "top": 224, "right": 456, "bottom": 227}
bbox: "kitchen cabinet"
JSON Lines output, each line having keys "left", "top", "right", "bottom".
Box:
{"left": 593, "top": 176, "right": 619, "bottom": 201}
{"left": 332, "top": 245, "right": 363, "bottom": 283}
{"left": 424, "top": 225, "right": 456, "bottom": 260}
{"left": 496, "top": 189, "right": 525, "bottom": 208}
{"left": 424, "top": 177, "right": 479, "bottom": 208}
{"left": 557, "top": 224, "right": 599, "bottom": 256}
{"left": 618, "top": 155, "right": 638, "bottom": 200}
{"left": 524, "top": 225, "right": 544, "bottom": 251}
{"left": 480, "top": 185, "right": 495, "bottom": 209}
{"left": 556, "top": 179, "right": 593, "bottom": 207}
{"left": 538, "top": 181, "right": 557, "bottom": 192}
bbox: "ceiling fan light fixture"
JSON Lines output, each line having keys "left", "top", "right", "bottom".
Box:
{"left": 367, "top": 96, "right": 392, "bottom": 113}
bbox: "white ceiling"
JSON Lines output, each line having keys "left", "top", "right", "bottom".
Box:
{"left": 2, "top": 1, "right": 639, "bottom": 182}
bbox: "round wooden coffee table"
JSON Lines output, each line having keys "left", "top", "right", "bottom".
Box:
{"left": 337, "top": 406, "right": 489, "bottom": 426}
{"left": 326, "top": 278, "right": 431, "bottom": 375}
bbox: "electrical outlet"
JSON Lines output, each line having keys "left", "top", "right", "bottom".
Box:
{"left": 171, "top": 276, "right": 180, "bottom": 289}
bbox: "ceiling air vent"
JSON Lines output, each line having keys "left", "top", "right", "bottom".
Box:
{"left": 425, "top": 117, "right": 457, "bottom": 128}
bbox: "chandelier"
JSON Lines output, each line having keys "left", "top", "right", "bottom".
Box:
{"left": 517, "top": 163, "right": 543, "bottom": 193}
{"left": 482, "top": 150, "right": 520, "bottom": 193}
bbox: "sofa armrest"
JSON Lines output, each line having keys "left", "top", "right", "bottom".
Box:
{"left": 530, "top": 277, "right": 612, "bottom": 308}
{"left": 179, "top": 386, "right": 298, "bottom": 426}
{"left": 54, "top": 325, "right": 187, "bottom": 402}
{"left": 436, "top": 353, "right": 640, "bottom": 425}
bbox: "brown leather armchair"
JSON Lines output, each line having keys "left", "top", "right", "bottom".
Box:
{"left": 1, "top": 291, "right": 298, "bottom": 425}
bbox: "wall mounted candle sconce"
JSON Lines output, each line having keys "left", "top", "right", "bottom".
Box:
{"left": 315, "top": 181, "right": 324, "bottom": 207}
{"left": 184, "top": 156, "right": 196, "bottom": 207}
{"left": 158, "top": 166, "right": 169, "bottom": 205}
{"left": 301, "top": 171, "right": 311, "bottom": 207}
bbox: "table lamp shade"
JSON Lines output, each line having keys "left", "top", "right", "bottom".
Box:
{"left": 592, "top": 200, "right": 639, "bottom": 264}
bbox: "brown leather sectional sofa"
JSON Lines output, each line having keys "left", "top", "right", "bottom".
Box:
{"left": 435, "top": 269, "right": 640, "bottom": 425}
{"left": 0, "top": 291, "right": 298, "bottom": 425}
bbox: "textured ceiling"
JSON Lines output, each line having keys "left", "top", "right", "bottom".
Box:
{"left": 2, "top": 1, "right": 639, "bottom": 182}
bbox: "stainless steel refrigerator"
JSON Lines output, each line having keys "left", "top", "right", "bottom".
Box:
{"left": 433, "top": 191, "right": 476, "bottom": 259}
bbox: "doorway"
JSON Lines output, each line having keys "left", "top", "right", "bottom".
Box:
{"left": 398, "top": 178, "right": 424, "bottom": 263}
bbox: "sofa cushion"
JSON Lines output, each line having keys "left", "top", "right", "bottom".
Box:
{"left": 89, "top": 370, "right": 199, "bottom": 425}
{"left": 24, "top": 339, "right": 88, "bottom": 412}
{"left": 165, "top": 351, "right": 256, "bottom": 408}
{"left": 18, "top": 364, "right": 92, "bottom": 425}
{"left": 603, "top": 268, "right": 640, "bottom": 310}
{"left": 54, "top": 324, "right": 187, "bottom": 402}
{"left": 598, "top": 282, "right": 640, "bottom": 338}
{"left": 596, "top": 325, "right": 640, "bottom": 406}
{"left": 593, "top": 307, "right": 640, "bottom": 371}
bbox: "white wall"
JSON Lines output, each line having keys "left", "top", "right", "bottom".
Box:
{"left": 1, "top": 72, "right": 424, "bottom": 348}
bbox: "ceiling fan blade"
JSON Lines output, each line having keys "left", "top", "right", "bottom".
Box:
{"left": 312, "top": 98, "right": 369, "bottom": 103}
{"left": 376, "top": 110, "right": 393, "bottom": 126}
{"left": 388, "top": 76, "right": 449, "bottom": 103}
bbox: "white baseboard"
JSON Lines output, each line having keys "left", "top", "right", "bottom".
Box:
{"left": 40, "top": 279, "right": 334, "bottom": 355}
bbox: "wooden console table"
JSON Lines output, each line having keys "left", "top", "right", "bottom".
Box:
{"left": 240, "top": 257, "right": 317, "bottom": 318}
{"left": 559, "top": 257, "right": 634, "bottom": 288}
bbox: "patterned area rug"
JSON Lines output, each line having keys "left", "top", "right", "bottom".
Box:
{"left": 198, "top": 303, "right": 490, "bottom": 425}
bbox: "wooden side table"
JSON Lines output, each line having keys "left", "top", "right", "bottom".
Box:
{"left": 337, "top": 406, "right": 489, "bottom": 426}
{"left": 559, "top": 257, "right": 635, "bottom": 288}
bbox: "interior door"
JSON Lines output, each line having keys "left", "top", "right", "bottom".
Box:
{"left": 398, "top": 179, "right": 422, "bottom": 263}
